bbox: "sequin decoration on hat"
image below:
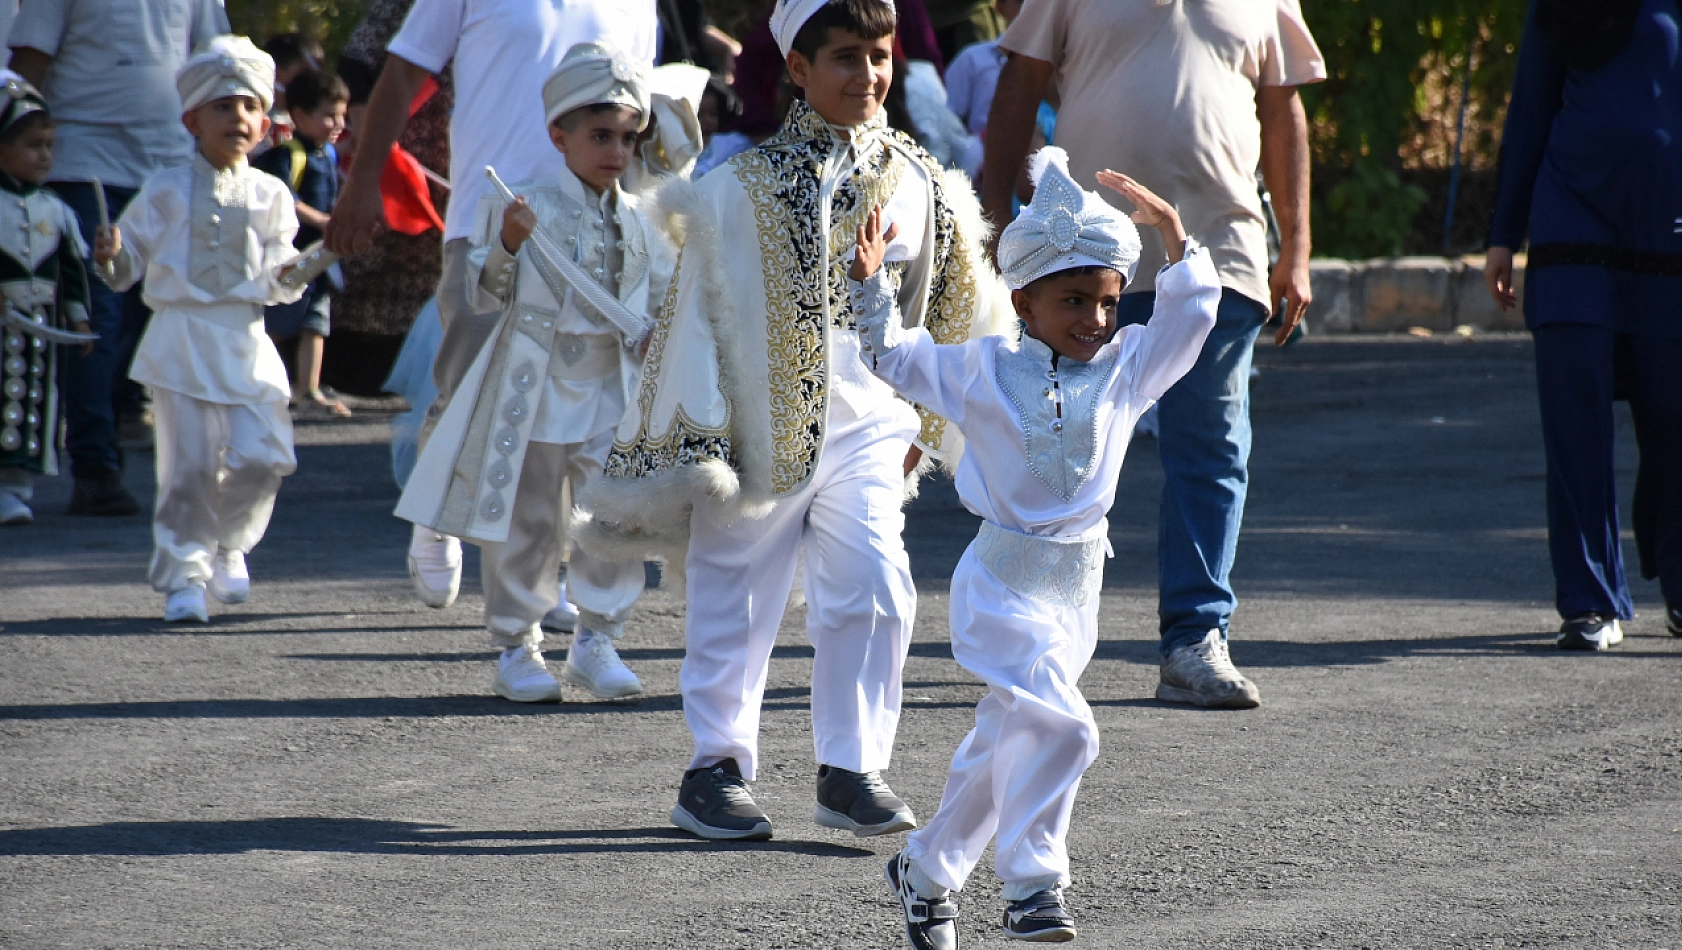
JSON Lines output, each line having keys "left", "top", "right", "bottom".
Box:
{"left": 997, "top": 147, "right": 1142, "bottom": 291}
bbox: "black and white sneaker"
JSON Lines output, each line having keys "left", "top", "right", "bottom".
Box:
{"left": 1666, "top": 600, "right": 1681, "bottom": 637}
{"left": 1002, "top": 888, "right": 1076, "bottom": 942}
{"left": 886, "top": 851, "right": 958, "bottom": 950}
{"left": 670, "top": 758, "right": 773, "bottom": 840}
{"left": 815, "top": 765, "right": 917, "bottom": 836}
{"left": 1557, "top": 613, "right": 1623, "bottom": 651}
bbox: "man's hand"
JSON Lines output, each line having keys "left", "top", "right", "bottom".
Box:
{"left": 1484, "top": 247, "right": 1517, "bottom": 312}
{"left": 1096, "top": 171, "right": 1187, "bottom": 263}
{"left": 1269, "top": 250, "right": 1312, "bottom": 346}
{"left": 323, "top": 55, "right": 432, "bottom": 256}
{"left": 93, "top": 225, "right": 120, "bottom": 266}
{"left": 500, "top": 198, "right": 537, "bottom": 254}
{"left": 850, "top": 205, "right": 899, "bottom": 281}
{"left": 1257, "top": 84, "right": 1313, "bottom": 347}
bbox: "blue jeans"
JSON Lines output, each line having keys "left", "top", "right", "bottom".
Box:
{"left": 1116, "top": 288, "right": 1266, "bottom": 654}
{"left": 50, "top": 181, "right": 152, "bottom": 480}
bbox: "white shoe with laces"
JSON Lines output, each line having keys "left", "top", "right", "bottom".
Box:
{"left": 563, "top": 628, "right": 643, "bottom": 699}
{"left": 1157, "top": 629, "right": 1262, "bottom": 709}
{"left": 164, "top": 584, "right": 209, "bottom": 623}
{"left": 208, "top": 549, "right": 250, "bottom": 604}
{"left": 408, "top": 524, "right": 461, "bottom": 609}
{"left": 493, "top": 645, "right": 562, "bottom": 702}
{"left": 0, "top": 490, "right": 33, "bottom": 526}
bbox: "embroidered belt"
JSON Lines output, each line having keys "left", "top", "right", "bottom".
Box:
{"left": 972, "top": 519, "right": 1110, "bottom": 608}
{"left": 548, "top": 333, "right": 619, "bottom": 381}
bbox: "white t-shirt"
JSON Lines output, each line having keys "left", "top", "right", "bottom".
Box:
{"left": 943, "top": 40, "right": 1005, "bottom": 135}
{"left": 388, "top": 0, "right": 658, "bottom": 242}
{"left": 8, "top": 0, "right": 228, "bottom": 187}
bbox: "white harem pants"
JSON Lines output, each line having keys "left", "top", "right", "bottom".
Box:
{"left": 479, "top": 429, "right": 645, "bottom": 649}
{"left": 681, "top": 399, "right": 919, "bottom": 780}
{"left": 903, "top": 546, "right": 1101, "bottom": 901}
{"left": 148, "top": 387, "right": 296, "bottom": 593}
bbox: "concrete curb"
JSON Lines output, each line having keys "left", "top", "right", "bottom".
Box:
{"left": 1309, "top": 256, "right": 1526, "bottom": 334}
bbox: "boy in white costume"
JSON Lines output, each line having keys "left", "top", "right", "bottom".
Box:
{"left": 93, "top": 37, "right": 306, "bottom": 624}
{"left": 580, "top": 0, "right": 1013, "bottom": 841}
{"left": 853, "top": 149, "right": 1219, "bottom": 946}
{"left": 395, "top": 43, "right": 661, "bottom": 704}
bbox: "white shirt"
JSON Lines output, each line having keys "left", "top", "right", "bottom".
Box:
{"left": 8, "top": 0, "right": 228, "bottom": 187}
{"left": 943, "top": 40, "right": 1006, "bottom": 135}
{"left": 106, "top": 155, "right": 302, "bottom": 405}
{"left": 387, "top": 0, "right": 658, "bottom": 242}
{"left": 856, "top": 247, "right": 1220, "bottom": 538}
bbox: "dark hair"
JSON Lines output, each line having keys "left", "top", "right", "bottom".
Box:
{"left": 0, "top": 110, "right": 53, "bottom": 145}
{"left": 1023, "top": 265, "right": 1123, "bottom": 291}
{"left": 702, "top": 74, "right": 742, "bottom": 121}
{"left": 790, "top": 0, "right": 897, "bottom": 62}
{"left": 556, "top": 102, "right": 641, "bottom": 131}
{"left": 285, "top": 70, "right": 350, "bottom": 115}
{"left": 263, "top": 32, "right": 324, "bottom": 72}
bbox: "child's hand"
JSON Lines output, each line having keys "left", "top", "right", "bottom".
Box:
{"left": 1095, "top": 171, "right": 1188, "bottom": 263}
{"left": 849, "top": 205, "right": 899, "bottom": 281}
{"left": 72, "top": 320, "right": 94, "bottom": 357}
{"left": 500, "top": 198, "right": 537, "bottom": 253}
{"left": 93, "top": 225, "right": 121, "bottom": 266}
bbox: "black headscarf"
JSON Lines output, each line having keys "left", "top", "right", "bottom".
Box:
{"left": 1537, "top": 0, "right": 1645, "bottom": 72}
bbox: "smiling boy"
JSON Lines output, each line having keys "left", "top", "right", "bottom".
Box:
{"left": 849, "top": 148, "right": 1218, "bottom": 946}
{"left": 581, "top": 0, "right": 1011, "bottom": 841}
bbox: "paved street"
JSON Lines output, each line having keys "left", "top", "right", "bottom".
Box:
{"left": 2, "top": 335, "right": 1678, "bottom": 950}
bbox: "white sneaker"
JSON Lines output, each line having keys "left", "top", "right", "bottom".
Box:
{"left": 564, "top": 628, "right": 643, "bottom": 699}
{"left": 1157, "top": 629, "right": 1261, "bottom": 709}
{"left": 540, "top": 577, "right": 579, "bottom": 632}
{"left": 0, "top": 491, "right": 33, "bottom": 526}
{"left": 208, "top": 549, "right": 250, "bottom": 604}
{"left": 164, "top": 584, "right": 209, "bottom": 623}
{"left": 493, "top": 645, "right": 562, "bottom": 702}
{"left": 408, "top": 524, "right": 461, "bottom": 609}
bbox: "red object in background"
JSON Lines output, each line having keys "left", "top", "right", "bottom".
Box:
{"left": 378, "top": 77, "right": 445, "bottom": 236}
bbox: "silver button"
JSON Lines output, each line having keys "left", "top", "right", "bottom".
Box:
{"left": 209, "top": 240, "right": 219, "bottom": 248}
{"left": 571, "top": 211, "right": 582, "bottom": 219}
{"left": 210, "top": 214, "right": 221, "bottom": 225}
{"left": 566, "top": 237, "right": 576, "bottom": 244}
{"left": 1051, "top": 421, "right": 1063, "bottom": 433}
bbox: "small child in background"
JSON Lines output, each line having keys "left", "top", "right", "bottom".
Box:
{"left": 0, "top": 72, "right": 92, "bottom": 526}
{"left": 93, "top": 37, "right": 308, "bottom": 623}
{"left": 254, "top": 69, "right": 350, "bottom": 417}
{"left": 259, "top": 32, "right": 325, "bottom": 149}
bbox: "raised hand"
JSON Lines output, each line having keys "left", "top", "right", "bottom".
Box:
{"left": 1096, "top": 170, "right": 1188, "bottom": 263}
{"left": 500, "top": 197, "right": 538, "bottom": 254}
{"left": 850, "top": 205, "right": 900, "bottom": 281}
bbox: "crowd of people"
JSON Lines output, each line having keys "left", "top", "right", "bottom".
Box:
{"left": 2, "top": 0, "right": 1678, "bottom": 946}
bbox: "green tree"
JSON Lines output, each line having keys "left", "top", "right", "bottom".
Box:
{"left": 224, "top": 0, "right": 367, "bottom": 66}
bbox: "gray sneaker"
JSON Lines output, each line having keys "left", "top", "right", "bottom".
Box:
{"left": 815, "top": 765, "right": 916, "bottom": 836}
{"left": 1157, "top": 630, "right": 1261, "bottom": 709}
{"left": 1002, "top": 888, "right": 1076, "bottom": 942}
{"left": 670, "top": 759, "right": 773, "bottom": 840}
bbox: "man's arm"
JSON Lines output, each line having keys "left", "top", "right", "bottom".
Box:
{"left": 7, "top": 47, "right": 52, "bottom": 88}
{"left": 1256, "top": 84, "right": 1312, "bottom": 346}
{"left": 980, "top": 53, "right": 1053, "bottom": 255}
{"left": 322, "top": 54, "right": 432, "bottom": 256}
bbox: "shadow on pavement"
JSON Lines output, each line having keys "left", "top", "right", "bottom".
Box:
{"left": 0, "top": 818, "right": 875, "bottom": 858}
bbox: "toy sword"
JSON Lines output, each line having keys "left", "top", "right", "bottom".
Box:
{"left": 4, "top": 307, "right": 97, "bottom": 344}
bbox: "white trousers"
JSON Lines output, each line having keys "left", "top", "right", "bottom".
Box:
{"left": 148, "top": 387, "right": 296, "bottom": 593}
{"left": 681, "top": 402, "right": 919, "bottom": 780}
{"left": 478, "top": 431, "right": 645, "bottom": 649}
{"left": 904, "top": 546, "right": 1101, "bottom": 901}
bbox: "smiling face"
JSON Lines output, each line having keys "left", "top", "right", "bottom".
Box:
{"left": 183, "top": 95, "right": 270, "bottom": 169}
{"left": 550, "top": 105, "right": 643, "bottom": 194}
{"left": 290, "top": 98, "right": 347, "bottom": 147}
{"left": 0, "top": 119, "right": 56, "bottom": 185}
{"left": 787, "top": 29, "right": 894, "bottom": 128}
{"left": 1014, "top": 267, "right": 1125, "bottom": 363}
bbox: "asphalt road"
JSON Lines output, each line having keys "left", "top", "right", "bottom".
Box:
{"left": 2, "top": 335, "right": 1678, "bottom": 950}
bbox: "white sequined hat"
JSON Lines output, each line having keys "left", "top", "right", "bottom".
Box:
{"left": 769, "top": 0, "right": 896, "bottom": 58}
{"left": 998, "top": 147, "right": 1142, "bottom": 291}
{"left": 0, "top": 69, "right": 48, "bottom": 137}
{"left": 543, "top": 42, "right": 652, "bottom": 130}
{"left": 176, "top": 36, "right": 275, "bottom": 113}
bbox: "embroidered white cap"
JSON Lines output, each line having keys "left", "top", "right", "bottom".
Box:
{"left": 770, "top": 0, "right": 896, "bottom": 58}
{"left": 998, "top": 147, "right": 1142, "bottom": 291}
{"left": 176, "top": 36, "right": 276, "bottom": 113}
{"left": 543, "top": 42, "right": 653, "bottom": 130}
{"left": 0, "top": 69, "right": 48, "bottom": 137}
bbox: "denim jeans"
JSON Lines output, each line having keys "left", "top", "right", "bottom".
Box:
{"left": 49, "top": 181, "right": 152, "bottom": 480}
{"left": 1116, "top": 288, "right": 1266, "bottom": 654}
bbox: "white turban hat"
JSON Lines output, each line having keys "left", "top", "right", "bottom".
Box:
{"left": 0, "top": 70, "right": 48, "bottom": 137}
{"left": 176, "top": 36, "right": 275, "bottom": 113}
{"left": 770, "top": 0, "right": 896, "bottom": 58}
{"left": 543, "top": 42, "right": 652, "bottom": 130}
{"left": 998, "top": 147, "right": 1142, "bottom": 291}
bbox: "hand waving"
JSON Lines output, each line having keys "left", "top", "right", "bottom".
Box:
{"left": 850, "top": 205, "right": 900, "bottom": 281}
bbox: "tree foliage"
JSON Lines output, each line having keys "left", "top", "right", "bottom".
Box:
{"left": 1299, "top": 0, "right": 1528, "bottom": 257}
{"left": 223, "top": 0, "right": 368, "bottom": 66}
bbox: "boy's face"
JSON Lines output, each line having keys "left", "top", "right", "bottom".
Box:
{"left": 183, "top": 95, "right": 270, "bottom": 169}
{"left": 549, "top": 106, "right": 642, "bottom": 193}
{"left": 0, "top": 123, "right": 55, "bottom": 185}
{"left": 787, "top": 29, "right": 894, "bottom": 128}
{"left": 1013, "top": 268, "right": 1124, "bottom": 363}
{"left": 291, "top": 99, "right": 347, "bottom": 147}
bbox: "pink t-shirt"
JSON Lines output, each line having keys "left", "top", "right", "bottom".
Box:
{"left": 1001, "top": 0, "right": 1324, "bottom": 306}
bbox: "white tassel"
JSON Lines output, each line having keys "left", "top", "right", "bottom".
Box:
{"left": 1027, "top": 145, "right": 1070, "bottom": 187}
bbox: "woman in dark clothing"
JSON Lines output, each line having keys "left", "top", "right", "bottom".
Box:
{"left": 1485, "top": 0, "right": 1682, "bottom": 647}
